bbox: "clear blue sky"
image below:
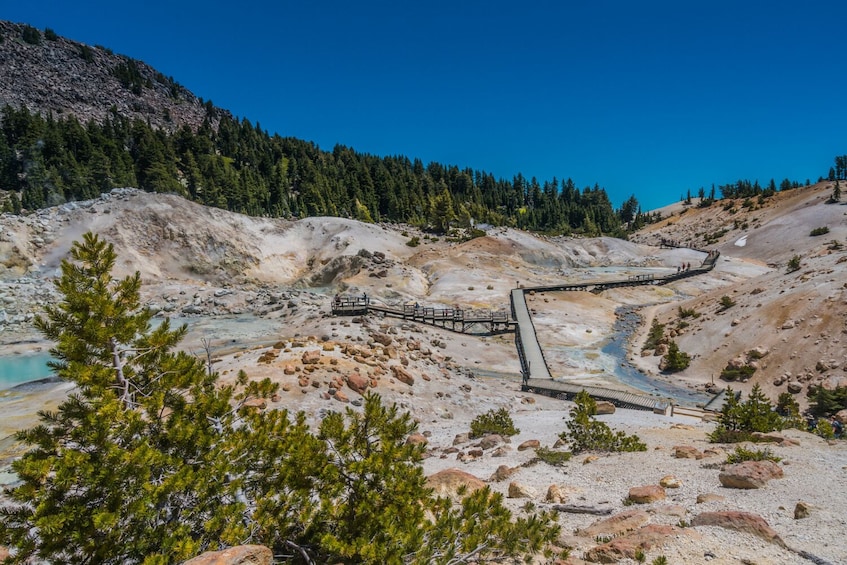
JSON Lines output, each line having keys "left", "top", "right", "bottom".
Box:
{"left": 5, "top": 1, "right": 847, "bottom": 210}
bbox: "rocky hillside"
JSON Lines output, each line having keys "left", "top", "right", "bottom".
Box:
{"left": 0, "top": 20, "right": 225, "bottom": 131}
{"left": 630, "top": 182, "right": 847, "bottom": 404}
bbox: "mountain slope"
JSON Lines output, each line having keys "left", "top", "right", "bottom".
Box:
{"left": 0, "top": 20, "right": 223, "bottom": 131}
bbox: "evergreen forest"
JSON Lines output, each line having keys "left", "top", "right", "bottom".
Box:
{"left": 0, "top": 105, "right": 653, "bottom": 236}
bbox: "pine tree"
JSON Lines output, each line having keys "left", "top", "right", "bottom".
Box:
{"left": 0, "top": 233, "right": 277, "bottom": 562}
{"left": 0, "top": 233, "right": 560, "bottom": 564}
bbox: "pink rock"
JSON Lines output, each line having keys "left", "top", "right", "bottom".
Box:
{"left": 719, "top": 460, "right": 783, "bottom": 489}
{"left": 691, "top": 511, "right": 785, "bottom": 547}
{"left": 627, "top": 485, "right": 666, "bottom": 504}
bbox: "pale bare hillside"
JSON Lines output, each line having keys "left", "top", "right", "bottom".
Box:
{"left": 630, "top": 182, "right": 847, "bottom": 403}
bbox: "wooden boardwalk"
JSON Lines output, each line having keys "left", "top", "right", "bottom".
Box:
{"left": 523, "top": 378, "right": 669, "bottom": 412}
{"left": 331, "top": 248, "right": 723, "bottom": 413}
{"left": 331, "top": 296, "right": 515, "bottom": 334}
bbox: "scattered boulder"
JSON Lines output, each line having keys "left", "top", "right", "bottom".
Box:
{"left": 242, "top": 398, "right": 267, "bottom": 411}
{"left": 517, "top": 439, "right": 540, "bottom": 451}
{"left": 576, "top": 509, "right": 650, "bottom": 538}
{"left": 489, "top": 464, "right": 517, "bottom": 482}
{"left": 834, "top": 409, "right": 847, "bottom": 425}
{"left": 719, "top": 460, "right": 784, "bottom": 489}
{"left": 594, "top": 401, "right": 616, "bottom": 415}
{"left": 696, "top": 493, "right": 726, "bottom": 504}
{"left": 346, "top": 373, "right": 369, "bottom": 395}
{"left": 453, "top": 432, "right": 470, "bottom": 446}
{"left": 794, "top": 501, "right": 812, "bottom": 519}
{"left": 546, "top": 484, "right": 567, "bottom": 503}
{"left": 673, "top": 445, "right": 703, "bottom": 459}
{"left": 301, "top": 350, "right": 321, "bottom": 365}
{"left": 626, "top": 485, "right": 666, "bottom": 504}
{"left": 507, "top": 481, "right": 537, "bottom": 499}
{"left": 391, "top": 365, "right": 415, "bottom": 386}
{"left": 659, "top": 475, "right": 682, "bottom": 489}
{"left": 426, "top": 468, "right": 485, "bottom": 502}
{"left": 406, "top": 433, "right": 428, "bottom": 446}
{"left": 479, "top": 434, "right": 504, "bottom": 450}
{"left": 181, "top": 545, "right": 272, "bottom": 565}
{"left": 691, "top": 511, "right": 785, "bottom": 547}
{"left": 787, "top": 381, "right": 803, "bottom": 394}
{"left": 584, "top": 524, "right": 680, "bottom": 563}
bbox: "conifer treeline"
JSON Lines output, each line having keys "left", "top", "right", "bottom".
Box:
{"left": 0, "top": 105, "right": 653, "bottom": 235}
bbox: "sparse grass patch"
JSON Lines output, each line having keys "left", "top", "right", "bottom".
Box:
{"left": 534, "top": 447, "right": 573, "bottom": 467}
{"left": 726, "top": 445, "right": 781, "bottom": 464}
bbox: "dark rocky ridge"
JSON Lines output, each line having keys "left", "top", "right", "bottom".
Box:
{"left": 0, "top": 20, "right": 228, "bottom": 131}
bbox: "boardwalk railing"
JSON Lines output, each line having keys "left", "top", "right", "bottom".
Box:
{"left": 331, "top": 246, "right": 722, "bottom": 411}
{"left": 331, "top": 297, "right": 515, "bottom": 334}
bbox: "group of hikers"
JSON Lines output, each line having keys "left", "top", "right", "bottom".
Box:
{"left": 807, "top": 415, "right": 845, "bottom": 437}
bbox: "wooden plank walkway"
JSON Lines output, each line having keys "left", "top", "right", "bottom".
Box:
{"left": 524, "top": 378, "right": 669, "bottom": 412}
{"left": 332, "top": 248, "right": 723, "bottom": 412}
{"left": 331, "top": 296, "right": 515, "bottom": 334}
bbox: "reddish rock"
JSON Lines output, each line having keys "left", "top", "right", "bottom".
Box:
{"left": 283, "top": 364, "right": 296, "bottom": 375}
{"left": 346, "top": 372, "right": 369, "bottom": 395}
{"left": 691, "top": 511, "right": 785, "bottom": 546}
{"left": 489, "top": 464, "right": 517, "bottom": 482}
{"left": 406, "top": 432, "right": 428, "bottom": 446}
{"left": 576, "top": 509, "right": 650, "bottom": 538}
{"left": 372, "top": 333, "right": 393, "bottom": 346}
{"left": 627, "top": 485, "right": 666, "bottom": 504}
{"left": 182, "top": 545, "right": 272, "bottom": 565}
{"left": 794, "top": 501, "right": 812, "bottom": 519}
{"left": 242, "top": 398, "right": 267, "bottom": 410}
{"left": 584, "top": 524, "right": 680, "bottom": 563}
{"left": 673, "top": 445, "right": 703, "bottom": 459}
{"left": 719, "top": 460, "right": 784, "bottom": 489}
{"left": 479, "top": 434, "right": 504, "bottom": 450}
{"left": 333, "top": 390, "right": 349, "bottom": 403}
{"left": 507, "top": 481, "right": 537, "bottom": 499}
{"left": 594, "top": 401, "right": 616, "bottom": 415}
{"left": 659, "top": 475, "right": 682, "bottom": 488}
{"left": 517, "top": 439, "right": 541, "bottom": 451}
{"left": 391, "top": 364, "right": 415, "bottom": 385}
{"left": 426, "top": 468, "right": 485, "bottom": 502}
{"left": 546, "top": 484, "right": 567, "bottom": 503}
{"left": 301, "top": 350, "right": 321, "bottom": 364}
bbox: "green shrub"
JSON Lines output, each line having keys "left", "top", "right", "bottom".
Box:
{"left": 718, "top": 295, "right": 736, "bottom": 310}
{"left": 719, "top": 365, "right": 756, "bottom": 382}
{"left": 662, "top": 340, "right": 690, "bottom": 372}
{"left": 726, "top": 446, "right": 781, "bottom": 464}
{"left": 406, "top": 236, "right": 420, "bottom": 247}
{"left": 44, "top": 28, "right": 58, "bottom": 41}
{"left": 534, "top": 447, "right": 572, "bottom": 467}
{"left": 786, "top": 255, "right": 801, "bottom": 273}
{"left": 560, "top": 391, "right": 647, "bottom": 453}
{"left": 642, "top": 318, "right": 665, "bottom": 352}
{"left": 470, "top": 407, "right": 519, "bottom": 439}
{"left": 652, "top": 556, "right": 669, "bottom": 565}
{"left": 810, "top": 226, "right": 830, "bottom": 236}
{"left": 21, "top": 25, "right": 41, "bottom": 44}
{"left": 814, "top": 419, "right": 835, "bottom": 439}
{"left": 709, "top": 385, "right": 787, "bottom": 443}
{"left": 808, "top": 384, "right": 847, "bottom": 417}
{"left": 678, "top": 306, "right": 699, "bottom": 319}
